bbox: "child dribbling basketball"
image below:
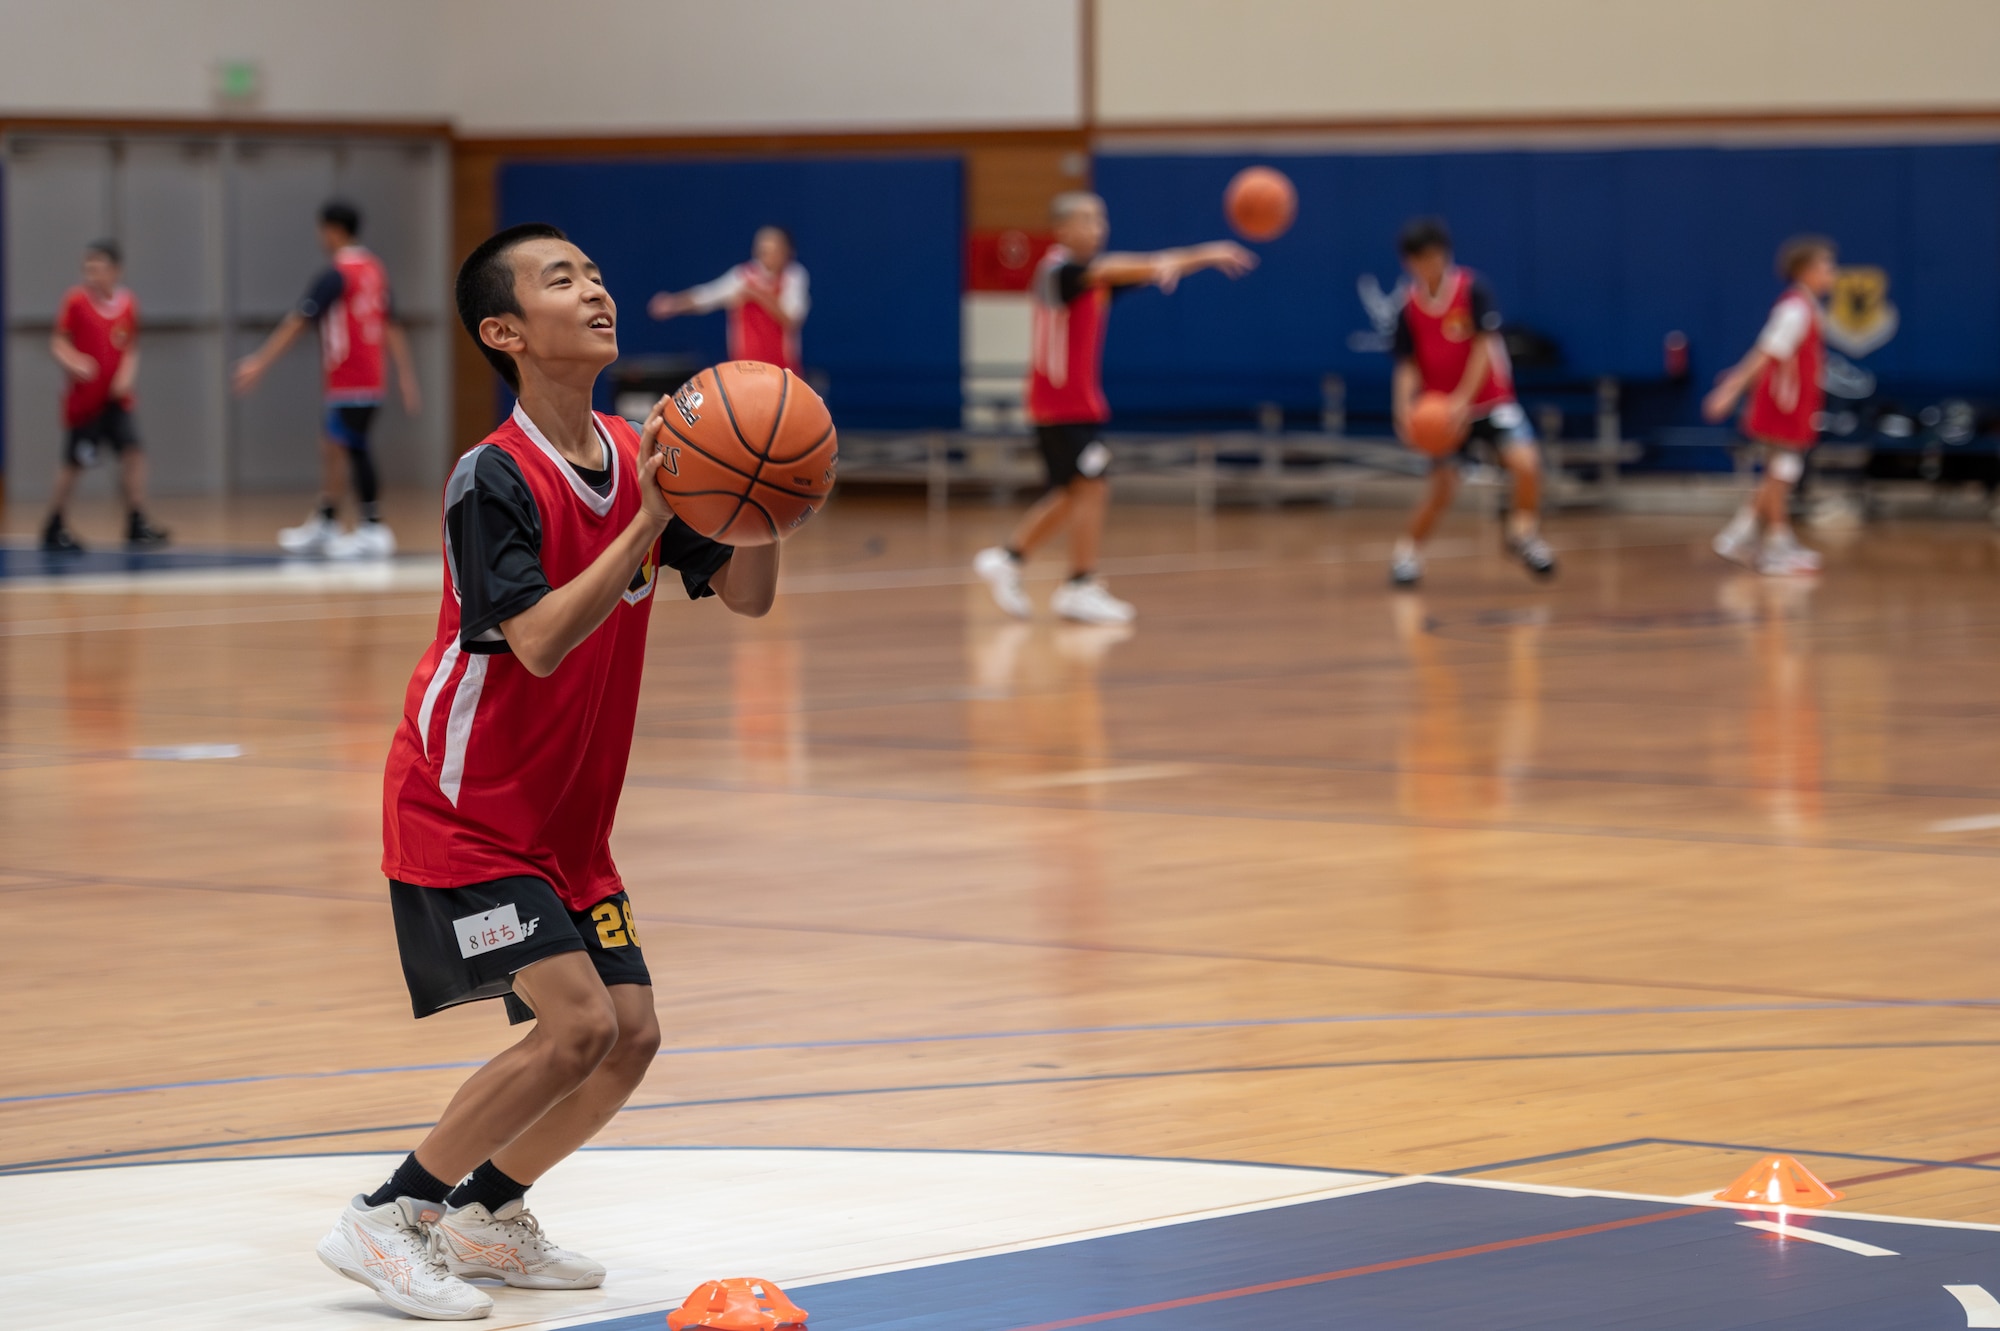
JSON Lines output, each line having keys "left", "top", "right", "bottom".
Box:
{"left": 1388, "top": 217, "right": 1554, "bottom": 588}
{"left": 1702, "top": 234, "right": 1837, "bottom": 577}
{"left": 314, "top": 223, "right": 779, "bottom": 1320}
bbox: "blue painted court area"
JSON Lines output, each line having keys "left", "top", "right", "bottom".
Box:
{"left": 0, "top": 543, "right": 288, "bottom": 580}
{"left": 579, "top": 1181, "right": 2000, "bottom": 1330}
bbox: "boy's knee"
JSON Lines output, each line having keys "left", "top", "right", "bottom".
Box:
{"left": 609, "top": 1016, "right": 662, "bottom": 1074}
{"left": 540, "top": 998, "right": 619, "bottom": 1079}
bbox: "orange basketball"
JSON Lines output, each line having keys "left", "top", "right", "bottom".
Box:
{"left": 1405, "top": 392, "right": 1466, "bottom": 458}
{"left": 1224, "top": 166, "right": 1297, "bottom": 243}
{"left": 653, "top": 362, "right": 838, "bottom": 546}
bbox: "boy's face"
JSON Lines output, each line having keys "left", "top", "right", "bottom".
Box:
{"left": 1797, "top": 251, "right": 1837, "bottom": 297}
{"left": 752, "top": 227, "right": 792, "bottom": 272}
{"left": 1055, "top": 199, "right": 1109, "bottom": 260}
{"left": 1402, "top": 245, "right": 1450, "bottom": 291}
{"left": 80, "top": 253, "right": 119, "bottom": 294}
{"left": 318, "top": 222, "right": 352, "bottom": 255}
{"left": 483, "top": 237, "right": 618, "bottom": 382}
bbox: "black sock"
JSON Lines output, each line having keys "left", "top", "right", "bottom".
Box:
{"left": 446, "top": 1160, "right": 529, "bottom": 1214}
{"left": 1067, "top": 571, "right": 1093, "bottom": 584}
{"left": 363, "top": 1152, "right": 453, "bottom": 1207}
{"left": 44, "top": 512, "right": 64, "bottom": 536}
{"left": 317, "top": 497, "right": 338, "bottom": 522}
{"left": 1003, "top": 547, "right": 1024, "bottom": 563}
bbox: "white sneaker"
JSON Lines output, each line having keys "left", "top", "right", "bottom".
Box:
{"left": 327, "top": 522, "right": 397, "bottom": 560}
{"left": 973, "top": 547, "right": 1032, "bottom": 619}
{"left": 279, "top": 513, "right": 338, "bottom": 556}
{"left": 1508, "top": 532, "right": 1558, "bottom": 580}
{"left": 316, "top": 1195, "right": 493, "bottom": 1321}
{"left": 1389, "top": 540, "right": 1423, "bottom": 588}
{"left": 1712, "top": 526, "right": 1760, "bottom": 568}
{"left": 434, "top": 1198, "right": 606, "bottom": 1290}
{"left": 1050, "top": 576, "right": 1135, "bottom": 625}
{"left": 1757, "top": 532, "right": 1822, "bottom": 577}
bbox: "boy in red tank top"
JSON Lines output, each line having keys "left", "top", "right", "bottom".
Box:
{"left": 312, "top": 223, "right": 780, "bottom": 1320}
{"left": 1388, "top": 217, "right": 1555, "bottom": 587}
{"left": 648, "top": 225, "right": 809, "bottom": 371}
{"left": 973, "top": 191, "right": 1254, "bottom": 625}
{"left": 1703, "top": 235, "right": 1837, "bottom": 577}
{"left": 40, "top": 239, "right": 169, "bottom": 553}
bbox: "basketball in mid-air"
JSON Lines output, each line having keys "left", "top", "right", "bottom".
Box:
{"left": 1405, "top": 392, "right": 1466, "bottom": 458}
{"left": 1224, "top": 166, "right": 1297, "bottom": 242}
{"left": 652, "top": 362, "right": 838, "bottom": 546}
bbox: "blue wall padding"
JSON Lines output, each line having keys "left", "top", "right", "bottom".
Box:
{"left": 1092, "top": 142, "right": 2000, "bottom": 429}
{"left": 499, "top": 156, "right": 963, "bottom": 429}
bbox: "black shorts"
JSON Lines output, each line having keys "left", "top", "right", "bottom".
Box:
{"left": 1035, "top": 422, "right": 1113, "bottom": 489}
{"left": 1439, "top": 402, "right": 1537, "bottom": 469}
{"left": 324, "top": 404, "right": 378, "bottom": 451}
{"left": 65, "top": 402, "right": 139, "bottom": 467}
{"left": 389, "top": 877, "right": 652, "bottom": 1025}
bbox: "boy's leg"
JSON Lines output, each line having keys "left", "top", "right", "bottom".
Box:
{"left": 1064, "top": 476, "right": 1108, "bottom": 578}
{"left": 1753, "top": 447, "right": 1819, "bottom": 575}
{"left": 1007, "top": 487, "right": 1073, "bottom": 558}
{"left": 1391, "top": 465, "right": 1457, "bottom": 587}
{"left": 1500, "top": 440, "right": 1556, "bottom": 578}
{"left": 43, "top": 460, "right": 84, "bottom": 550}
{"left": 487, "top": 983, "right": 661, "bottom": 1183}
{"left": 112, "top": 414, "right": 170, "bottom": 546}
{"left": 406, "top": 951, "right": 618, "bottom": 1186}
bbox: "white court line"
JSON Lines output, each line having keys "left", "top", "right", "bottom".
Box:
{"left": 1932, "top": 814, "right": 2000, "bottom": 833}
{"left": 1737, "top": 1219, "right": 1898, "bottom": 1256}
{"left": 1946, "top": 1284, "right": 2000, "bottom": 1327}
{"left": 997, "top": 764, "right": 1199, "bottom": 790}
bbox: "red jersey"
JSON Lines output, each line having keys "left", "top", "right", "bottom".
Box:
{"left": 1742, "top": 286, "right": 1823, "bottom": 449}
{"left": 317, "top": 246, "right": 390, "bottom": 403}
{"left": 1026, "top": 246, "right": 1111, "bottom": 426}
{"left": 382, "top": 406, "right": 661, "bottom": 911}
{"left": 58, "top": 285, "right": 137, "bottom": 426}
{"left": 1394, "top": 266, "right": 1514, "bottom": 413}
{"left": 728, "top": 263, "right": 802, "bottom": 371}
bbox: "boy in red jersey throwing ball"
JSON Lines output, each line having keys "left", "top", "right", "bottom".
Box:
{"left": 648, "top": 225, "right": 809, "bottom": 371}
{"left": 1388, "top": 217, "right": 1554, "bottom": 588}
{"left": 1703, "top": 235, "right": 1836, "bottom": 577}
{"left": 314, "top": 223, "right": 778, "bottom": 1321}
{"left": 974, "top": 191, "right": 1254, "bottom": 624}
{"left": 41, "top": 239, "right": 169, "bottom": 552}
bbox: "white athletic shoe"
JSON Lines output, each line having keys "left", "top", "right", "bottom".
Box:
{"left": 1712, "top": 509, "right": 1760, "bottom": 568}
{"left": 1050, "top": 577, "right": 1135, "bottom": 625}
{"left": 973, "top": 547, "right": 1032, "bottom": 619}
{"left": 327, "top": 522, "right": 398, "bottom": 560}
{"left": 1508, "top": 532, "right": 1558, "bottom": 580}
{"left": 434, "top": 1199, "right": 606, "bottom": 1290}
{"left": 279, "top": 513, "right": 338, "bottom": 556}
{"left": 1757, "top": 532, "right": 1822, "bottom": 577}
{"left": 1388, "top": 539, "right": 1423, "bottom": 588}
{"left": 316, "top": 1195, "right": 493, "bottom": 1321}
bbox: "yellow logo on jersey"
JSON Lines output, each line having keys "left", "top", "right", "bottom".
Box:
{"left": 622, "top": 543, "right": 658, "bottom": 606}
{"left": 1825, "top": 265, "right": 1899, "bottom": 357}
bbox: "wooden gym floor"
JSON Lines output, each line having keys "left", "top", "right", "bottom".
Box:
{"left": 4, "top": 491, "right": 2000, "bottom": 1227}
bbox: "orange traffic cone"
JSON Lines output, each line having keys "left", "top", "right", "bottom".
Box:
{"left": 667, "top": 1277, "right": 808, "bottom": 1331}
{"left": 1713, "top": 1155, "right": 1844, "bottom": 1207}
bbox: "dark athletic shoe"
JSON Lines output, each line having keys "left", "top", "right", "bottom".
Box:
{"left": 1510, "top": 533, "right": 1557, "bottom": 580}
{"left": 126, "top": 515, "right": 171, "bottom": 549}
{"left": 41, "top": 521, "right": 85, "bottom": 554}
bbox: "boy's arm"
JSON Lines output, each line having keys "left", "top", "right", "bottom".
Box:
{"left": 1085, "top": 241, "right": 1257, "bottom": 294}
{"left": 650, "top": 268, "right": 743, "bottom": 320}
{"left": 1392, "top": 360, "right": 1421, "bottom": 441}
{"left": 386, "top": 321, "right": 422, "bottom": 414}
{"left": 232, "top": 312, "right": 308, "bottom": 394}
{"left": 109, "top": 346, "right": 140, "bottom": 400}
{"left": 1703, "top": 349, "right": 1770, "bottom": 422}
{"left": 1704, "top": 298, "right": 1804, "bottom": 421}
{"left": 50, "top": 327, "right": 97, "bottom": 382}
{"left": 708, "top": 543, "right": 779, "bottom": 618}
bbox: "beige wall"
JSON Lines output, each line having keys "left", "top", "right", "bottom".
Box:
{"left": 447, "top": 0, "right": 1080, "bottom": 134}
{"left": 1097, "top": 0, "right": 2000, "bottom": 124}
{"left": 0, "top": 0, "right": 450, "bottom": 120}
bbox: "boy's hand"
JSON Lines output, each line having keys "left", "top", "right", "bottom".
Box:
{"left": 231, "top": 354, "right": 266, "bottom": 396}
{"left": 1205, "top": 241, "right": 1258, "bottom": 278}
{"left": 636, "top": 397, "right": 679, "bottom": 529}
{"left": 1701, "top": 383, "right": 1737, "bottom": 424}
{"left": 648, "top": 292, "right": 685, "bottom": 321}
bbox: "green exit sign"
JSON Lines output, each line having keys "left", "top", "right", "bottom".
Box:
{"left": 214, "top": 60, "right": 261, "bottom": 109}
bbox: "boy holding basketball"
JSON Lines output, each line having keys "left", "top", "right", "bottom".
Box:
{"left": 1702, "top": 235, "right": 1837, "bottom": 576}
{"left": 316, "top": 222, "right": 778, "bottom": 1320}
{"left": 1388, "top": 217, "right": 1555, "bottom": 588}
{"left": 974, "top": 191, "right": 1255, "bottom": 624}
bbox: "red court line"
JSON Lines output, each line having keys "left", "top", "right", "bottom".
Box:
{"left": 1004, "top": 1205, "right": 1710, "bottom": 1330}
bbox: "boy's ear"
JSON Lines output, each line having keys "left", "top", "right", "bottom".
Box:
{"left": 479, "top": 314, "right": 522, "bottom": 358}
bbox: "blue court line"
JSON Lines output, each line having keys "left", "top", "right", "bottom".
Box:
{"left": 11, "top": 1036, "right": 1997, "bottom": 1175}
{"left": 5, "top": 998, "right": 1986, "bottom": 1109}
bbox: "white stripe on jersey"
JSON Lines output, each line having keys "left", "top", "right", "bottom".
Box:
{"left": 416, "top": 642, "right": 462, "bottom": 761}
{"left": 439, "top": 653, "right": 489, "bottom": 807}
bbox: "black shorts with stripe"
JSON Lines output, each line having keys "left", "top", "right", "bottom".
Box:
{"left": 389, "top": 876, "right": 651, "bottom": 1025}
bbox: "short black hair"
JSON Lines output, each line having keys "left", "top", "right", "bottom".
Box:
{"left": 455, "top": 222, "right": 569, "bottom": 390}
{"left": 319, "top": 200, "right": 362, "bottom": 237}
{"left": 1777, "top": 233, "right": 1836, "bottom": 280}
{"left": 1398, "top": 216, "right": 1453, "bottom": 257}
{"left": 84, "top": 238, "right": 121, "bottom": 265}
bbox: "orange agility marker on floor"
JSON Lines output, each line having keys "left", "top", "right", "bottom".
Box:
{"left": 667, "top": 1277, "right": 809, "bottom": 1331}
{"left": 1714, "top": 1155, "right": 1844, "bottom": 1208}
